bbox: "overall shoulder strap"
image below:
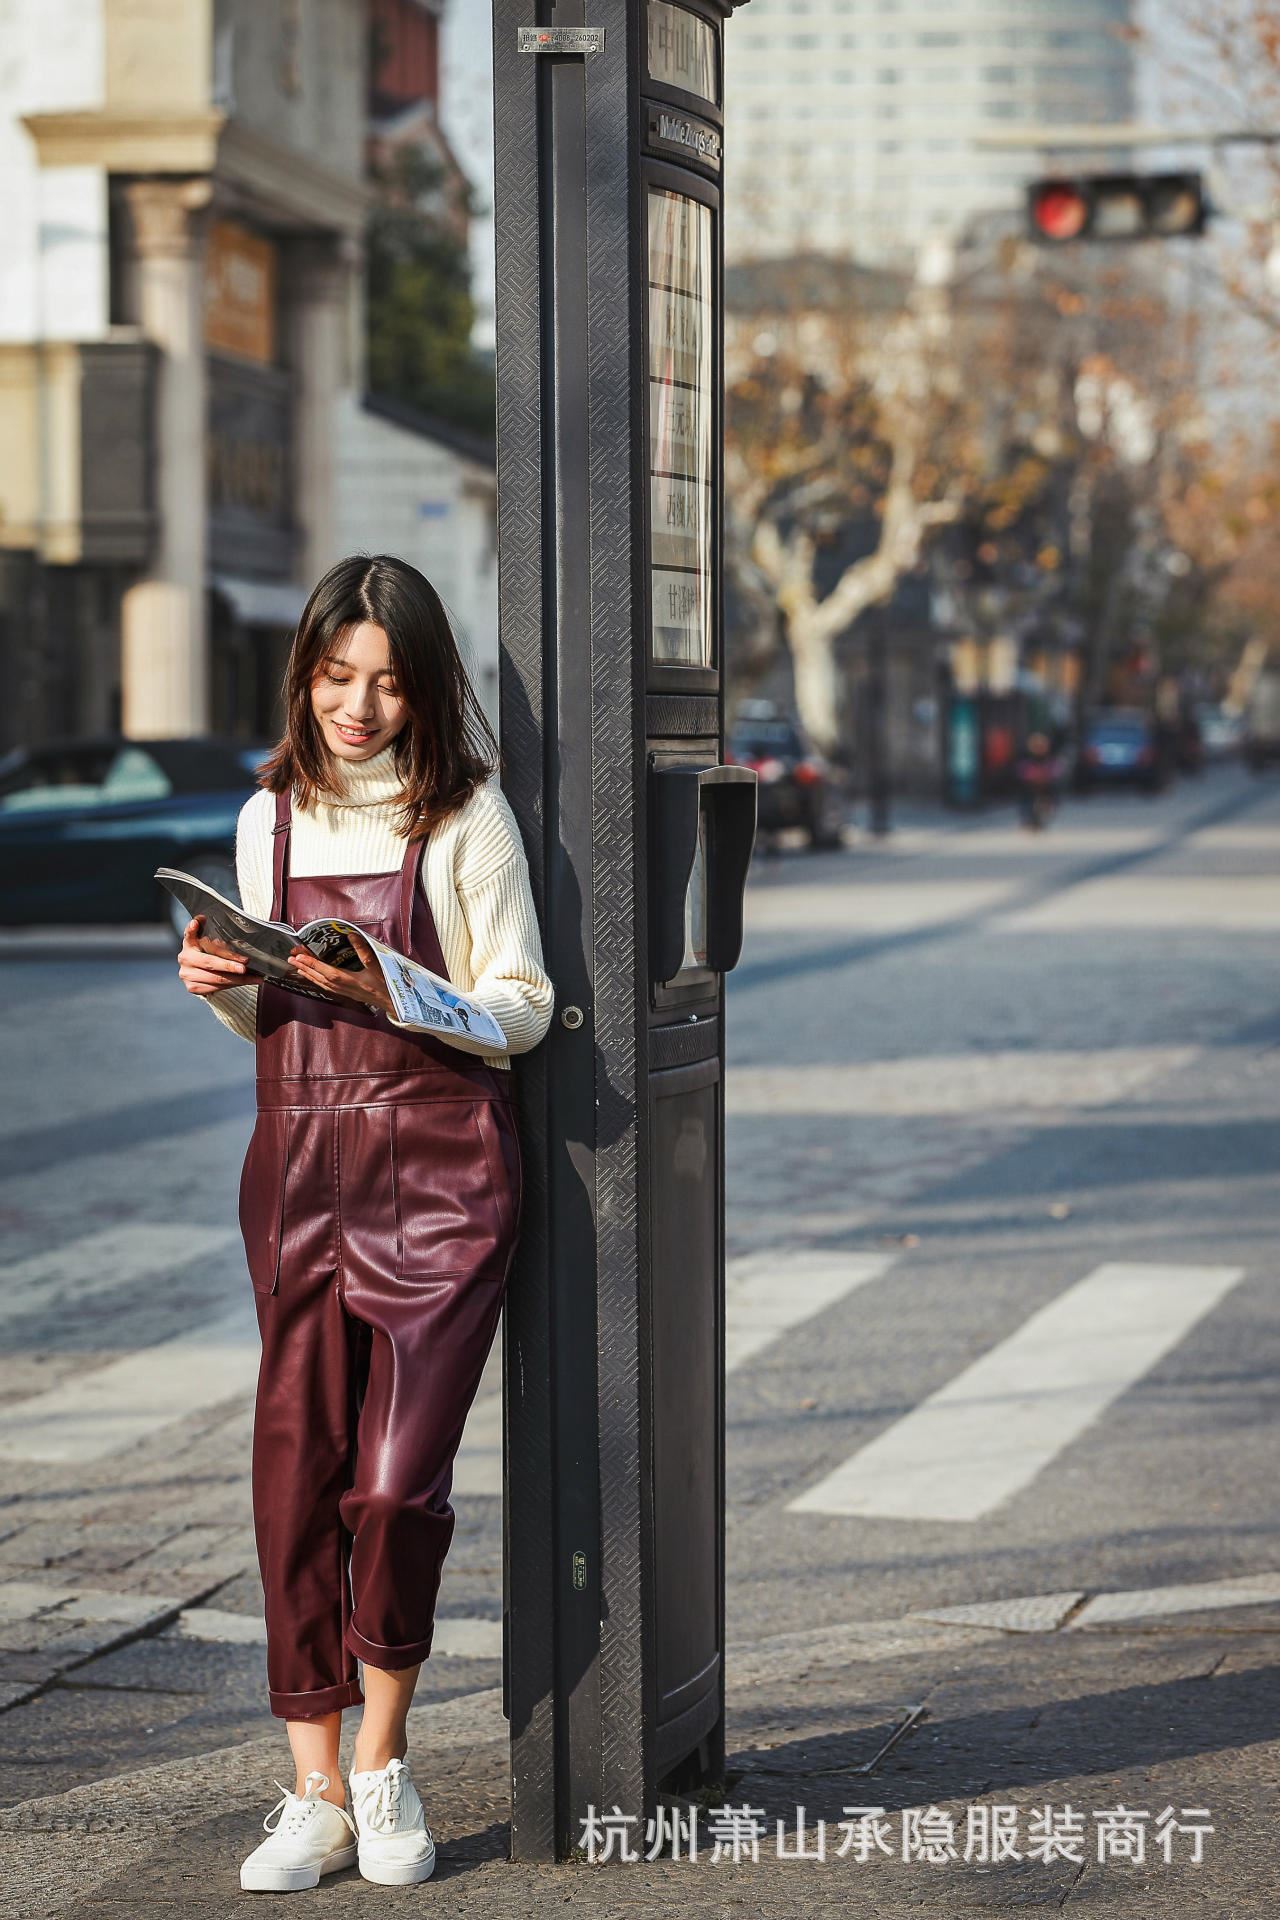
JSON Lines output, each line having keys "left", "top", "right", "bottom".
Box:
{"left": 397, "top": 829, "right": 426, "bottom": 952}
{"left": 270, "top": 787, "right": 292, "bottom": 922}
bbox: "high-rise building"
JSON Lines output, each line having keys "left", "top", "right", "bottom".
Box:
{"left": 724, "top": 0, "right": 1136, "bottom": 265}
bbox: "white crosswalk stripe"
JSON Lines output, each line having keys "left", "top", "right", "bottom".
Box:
{"left": 723, "top": 1249, "right": 894, "bottom": 1372}
{"left": 788, "top": 1262, "right": 1246, "bottom": 1523}
{"left": 0, "top": 1224, "right": 243, "bottom": 1327}
{"left": 0, "top": 1295, "right": 260, "bottom": 1464}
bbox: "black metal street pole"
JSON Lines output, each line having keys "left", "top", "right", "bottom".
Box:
{"left": 492, "top": 0, "right": 756, "bottom": 1865}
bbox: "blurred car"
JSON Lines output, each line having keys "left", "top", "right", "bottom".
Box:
{"left": 1196, "top": 702, "right": 1244, "bottom": 762}
{"left": 725, "top": 705, "right": 845, "bottom": 849}
{"left": 0, "top": 736, "right": 268, "bottom": 936}
{"left": 1245, "top": 671, "right": 1280, "bottom": 772}
{"left": 1075, "top": 708, "right": 1169, "bottom": 794}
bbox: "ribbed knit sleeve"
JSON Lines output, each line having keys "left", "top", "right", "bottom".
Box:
{"left": 431, "top": 782, "right": 555, "bottom": 1058}
{"left": 202, "top": 789, "right": 273, "bottom": 1046}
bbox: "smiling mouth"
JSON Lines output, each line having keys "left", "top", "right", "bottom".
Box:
{"left": 333, "top": 723, "right": 377, "bottom": 743}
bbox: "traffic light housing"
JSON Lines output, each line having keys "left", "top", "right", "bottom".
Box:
{"left": 1028, "top": 172, "right": 1208, "bottom": 245}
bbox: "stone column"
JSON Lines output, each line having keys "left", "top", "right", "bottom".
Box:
{"left": 119, "top": 178, "right": 211, "bottom": 737}
{"left": 285, "top": 236, "right": 359, "bottom": 591}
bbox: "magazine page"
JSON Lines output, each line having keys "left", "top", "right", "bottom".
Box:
{"left": 293, "top": 918, "right": 366, "bottom": 971}
{"left": 360, "top": 934, "right": 510, "bottom": 1052}
{"left": 155, "top": 868, "right": 344, "bottom": 1003}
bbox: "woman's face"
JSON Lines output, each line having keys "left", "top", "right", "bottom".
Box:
{"left": 309, "top": 621, "right": 410, "bottom": 763}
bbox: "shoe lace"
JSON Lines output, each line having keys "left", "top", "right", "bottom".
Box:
{"left": 365, "top": 1760, "right": 405, "bottom": 1832}
{"left": 263, "top": 1769, "right": 336, "bottom": 1837}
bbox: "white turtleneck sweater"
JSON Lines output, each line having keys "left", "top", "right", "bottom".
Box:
{"left": 205, "top": 746, "right": 554, "bottom": 1069}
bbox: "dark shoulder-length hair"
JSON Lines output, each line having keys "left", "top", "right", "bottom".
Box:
{"left": 258, "top": 553, "right": 499, "bottom": 840}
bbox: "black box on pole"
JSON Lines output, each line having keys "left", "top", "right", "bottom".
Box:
{"left": 493, "top": 0, "right": 755, "bottom": 1863}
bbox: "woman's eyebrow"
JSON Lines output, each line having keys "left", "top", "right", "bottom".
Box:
{"left": 316, "top": 652, "right": 393, "bottom": 675}
{"left": 319, "top": 654, "right": 395, "bottom": 675}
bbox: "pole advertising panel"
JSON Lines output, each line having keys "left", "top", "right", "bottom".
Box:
{"left": 492, "top": 0, "right": 755, "bottom": 1862}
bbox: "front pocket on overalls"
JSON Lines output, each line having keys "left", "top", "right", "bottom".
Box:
{"left": 474, "top": 1096, "right": 523, "bottom": 1245}
{"left": 238, "top": 1110, "right": 292, "bottom": 1295}
{"left": 391, "top": 1098, "right": 509, "bottom": 1279}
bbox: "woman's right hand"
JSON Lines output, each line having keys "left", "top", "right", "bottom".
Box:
{"left": 177, "top": 915, "right": 251, "bottom": 997}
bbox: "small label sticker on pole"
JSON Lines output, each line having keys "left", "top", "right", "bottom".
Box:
{"left": 518, "top": 26, "right": 605, "bottom": 55}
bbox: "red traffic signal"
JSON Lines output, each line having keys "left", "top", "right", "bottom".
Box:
{"left": 1028, "top": 172, "right": 1207, "bottom": 245}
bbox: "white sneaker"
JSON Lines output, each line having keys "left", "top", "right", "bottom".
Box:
{"left": 240, "top": 1770, "right": 358, "bottom": 1893}
{"left": 349, "top": 1756, "right": 437, "bottom": 1885}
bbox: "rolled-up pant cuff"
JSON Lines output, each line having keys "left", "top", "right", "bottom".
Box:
{"left": 271, "top": 1677, "right": 365, "bottom": 1720}
{"left": 345, "top": 1622, "right": 433, "bottom": 1671}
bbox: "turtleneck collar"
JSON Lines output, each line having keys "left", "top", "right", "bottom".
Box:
{"left": 317, "top": 742, "right": 404, "bottom": 808}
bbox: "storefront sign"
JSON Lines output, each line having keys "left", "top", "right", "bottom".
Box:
{"left": 647, "top": 1, "right": 718, "bottom": 104}
{"left": 647, "top": 188, "right": 714, "bottom": 668}
{"left": 204, "top": 219, "right": 277, "bottom": 366}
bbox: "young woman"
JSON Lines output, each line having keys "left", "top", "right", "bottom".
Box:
{"left": 177, "top": 554, "right": 553, "bottom": 1893}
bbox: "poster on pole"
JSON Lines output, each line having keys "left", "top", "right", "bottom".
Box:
{"left": 647, "top": 0, "right": 719, "bottom": 105}
{"left": 647, "top": 188, "right": 714, "bottom": 667}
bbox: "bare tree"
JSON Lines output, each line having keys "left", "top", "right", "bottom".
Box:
{"left": 725, "top": 252, "right": 968, "bottom": 751}
{"left": 724, "top": 238, "right": 1213, "bottom": 753}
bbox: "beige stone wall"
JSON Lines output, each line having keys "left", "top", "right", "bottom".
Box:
{"left": 0, "top": 343, "right": 82, "bottom": 561}
{"left": 104, "top": 0, "right": 214, "bottom": 113}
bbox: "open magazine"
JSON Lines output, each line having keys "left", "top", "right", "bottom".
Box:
{"left": 156, "top": 866, "right": 508, "bottom": 1052}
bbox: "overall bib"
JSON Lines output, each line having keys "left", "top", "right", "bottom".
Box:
{"left": 240, "top": 788, "right": 522, "bottom": 1720}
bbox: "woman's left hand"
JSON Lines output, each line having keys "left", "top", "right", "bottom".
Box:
{"left": 288, "top": 931, "right": 395, "bottom": 1017}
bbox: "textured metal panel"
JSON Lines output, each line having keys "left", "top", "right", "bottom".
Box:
{"left": 645, "top": 693, "right": 719, "bottom": 739}
{"left": 586, "top": 0, "right": 650, "bottom": 1831}
{"left": 650, "top": 1015, "right": 720, "bottom": 1070}
{"left": 493, "top": 0, "right": 558, "bottom": 1863}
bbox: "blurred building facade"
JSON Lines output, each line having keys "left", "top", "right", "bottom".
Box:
{"left": 724, "top": 0, "right": 1136, "bottom": 265}
{"left": 0, "top": 0, "right": 496, "bottom": 752}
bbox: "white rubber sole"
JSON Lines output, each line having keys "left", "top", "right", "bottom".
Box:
{"left": 240, "top": 1840, "right": 359, "bottom": 1892}
{"left": 357, "top": 1843, "right": 437, "bottom": 1886}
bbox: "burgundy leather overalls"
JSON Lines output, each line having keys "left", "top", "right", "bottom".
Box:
{"left": 239, "top": 788, "right": 522, "bottom": 1721}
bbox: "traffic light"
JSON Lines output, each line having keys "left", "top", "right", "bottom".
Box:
{"left": 1028, "top": 172, "right": 1207, "bottom": 244}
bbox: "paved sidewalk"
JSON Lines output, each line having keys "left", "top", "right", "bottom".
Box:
{"left": 5, "top": 1585, "right": 1276, "bottom": 1918}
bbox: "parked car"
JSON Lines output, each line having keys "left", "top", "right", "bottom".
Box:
{"left": 1245, "top": 672, "right": 1280, "bottom": 772}
{"left": 1075, "top": 708, "right": 1169, "bottom": 794}
{"left": 725, "top": 706, "right": 845, "bottom": 849}
{"left": 0, "top": 736, "right": 268, "bottom": 936}
{"left": 1196, "top": 701, "right": 1244, "bottom": 762}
